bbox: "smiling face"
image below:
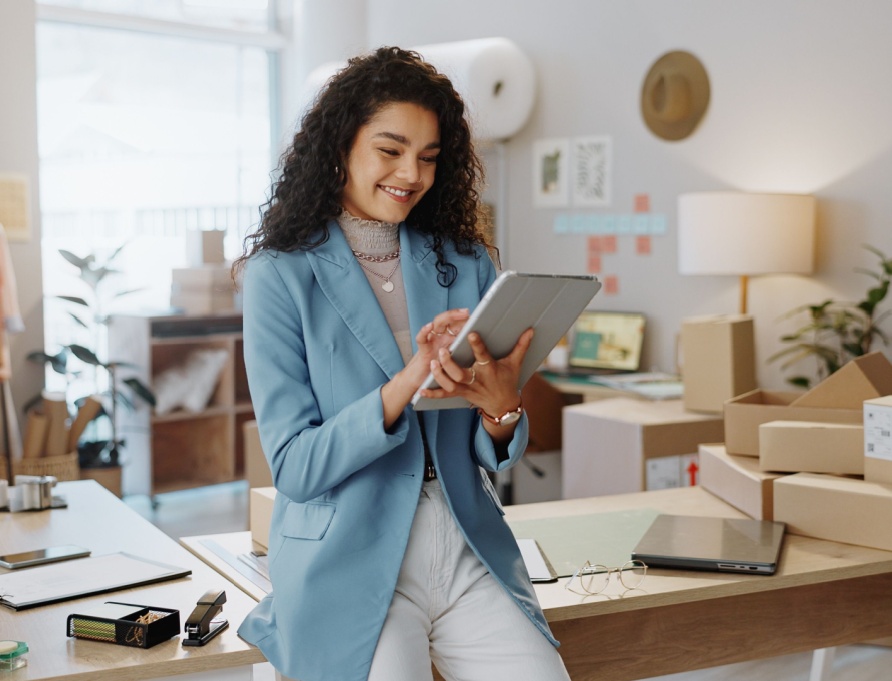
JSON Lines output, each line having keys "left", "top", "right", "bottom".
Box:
{"left": 341, "top": 101, "right": 441, "bottom": 224}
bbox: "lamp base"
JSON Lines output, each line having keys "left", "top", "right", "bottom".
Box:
{"left": 739, "top": 274, "right": 749, "bottom": 315}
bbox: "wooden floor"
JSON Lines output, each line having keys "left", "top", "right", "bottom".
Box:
{"left": 124, "top": 482, "right": 892, "bottom": 681}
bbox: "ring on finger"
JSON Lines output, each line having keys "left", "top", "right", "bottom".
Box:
{"left": 474, "top": 359, "right": 491, "bottom": 366}
{"left": 446, "top": 324, "right": 457, "bottom": 336}
{"left": 466, "top": 367, "right": 477, "bottom": 385}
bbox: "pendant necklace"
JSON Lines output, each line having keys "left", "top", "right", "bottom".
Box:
{"left": 358, "top": 257, "right": 401, "bottom": 293}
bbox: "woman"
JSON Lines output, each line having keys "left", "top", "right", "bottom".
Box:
{"left": 235, "top": 46, "right": 570, "bottom": 681}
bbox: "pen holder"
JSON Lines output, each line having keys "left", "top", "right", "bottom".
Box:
{"left": 67, "top": 602, "right": 180, "bottom": 649}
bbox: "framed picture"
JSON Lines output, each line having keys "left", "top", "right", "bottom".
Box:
{"left": 571, "top": 135, "right": 612, "bottom": 207}
{"left": 532, "top": 138, "right": 570, "bottom": 208}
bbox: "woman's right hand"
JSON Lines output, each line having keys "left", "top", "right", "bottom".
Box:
{"left": 380, "top": 308, "right": 470, "bottom": 428}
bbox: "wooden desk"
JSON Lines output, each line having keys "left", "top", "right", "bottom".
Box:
{"left": 184, "top": 486, "right": 892, "bottom": 681}
{"left": 0, "top": 480, "right": 265, "bottom": 680}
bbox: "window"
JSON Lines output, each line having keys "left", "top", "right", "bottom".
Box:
{"left": 38, "top": 0, "right": 272, "bottom": 32}
{"left": 36, "top": 2, "right": 280, "bottom": 392}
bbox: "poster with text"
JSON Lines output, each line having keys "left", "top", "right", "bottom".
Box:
{"left": 572, "top": 136, "right": 612, "bottom": 207}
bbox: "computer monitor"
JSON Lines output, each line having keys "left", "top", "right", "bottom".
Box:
{"left": 568, "top": 311, "right": 645, "bottom": 373}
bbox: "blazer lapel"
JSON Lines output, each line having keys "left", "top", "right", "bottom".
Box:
{"left": 309, "top": 222, "right": 405, "bottom": 378}
{"left": 401, "top": 226, "right": 451, "bottom": 446}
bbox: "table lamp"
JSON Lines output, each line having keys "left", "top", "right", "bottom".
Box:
{"left": 677, "top": 191, "right": 816, "bottom": 314}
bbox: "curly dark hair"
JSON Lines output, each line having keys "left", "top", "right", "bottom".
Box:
{"left": 234, "top": 46, "right": 491, "bottom": 286}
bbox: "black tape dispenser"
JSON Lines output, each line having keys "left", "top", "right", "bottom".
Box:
{"left": 183, "top": 588, "right": 229, "bottom": 646}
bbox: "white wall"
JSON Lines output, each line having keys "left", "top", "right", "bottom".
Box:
{"left": 5, "top": 0, "right": 892, "bottom": 408}
{"left": 0, "top": 0, "right": 45, "bottom": 423}
{"left": 366, "top": 0, "right": 892, "bottom": 389}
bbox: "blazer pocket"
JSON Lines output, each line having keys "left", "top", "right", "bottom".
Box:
{"left": 280, "top": 500, "right": 336, "bottom": 540}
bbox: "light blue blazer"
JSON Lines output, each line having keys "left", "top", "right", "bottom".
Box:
{"left": 236, "top": 222, "right": 557, "bottom": 681}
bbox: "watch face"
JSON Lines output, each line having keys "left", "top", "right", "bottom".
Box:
{"left": 499, "top": 411, "right": 522, "bottom": 426}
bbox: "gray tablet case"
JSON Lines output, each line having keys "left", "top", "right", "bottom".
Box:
{"left": 631, "top": 514, "right": 786, "bottom": 575}
{"left": 412, "top": 271, "right": 601, "bottom": 410}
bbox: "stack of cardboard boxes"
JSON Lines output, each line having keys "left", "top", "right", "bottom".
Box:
{"left": 559, "top": 315, "right": 756, "bottom": 500}
{"left": 699, "top": 351, "right": 892, "bottom": 552}
{"left": 170, "top": 230, "right": 237, "bottom": 315}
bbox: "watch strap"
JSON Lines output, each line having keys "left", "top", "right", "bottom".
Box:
{"left": 477, "top": 398, "right": 524, "bottom": 426}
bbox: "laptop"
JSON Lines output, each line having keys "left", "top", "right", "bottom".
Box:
{"left": 631, "top": 515, "right": 786, "bottom": 575}
{"left": 554, "top": 310, "right": 646, "bottom": 377}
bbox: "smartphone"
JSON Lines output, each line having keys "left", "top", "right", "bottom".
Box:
{"left": 0, "top": 544, "right": 91, "bottom": 569}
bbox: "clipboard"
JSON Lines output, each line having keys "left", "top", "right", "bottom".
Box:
{"left": 0, "top": 552, "right": 191, "bottom": 610}
{"left": 412, "top": 271, "right": 601, "bottom": 410}
{"left": 516, "top": 538, "right": 558, "bottom": 583}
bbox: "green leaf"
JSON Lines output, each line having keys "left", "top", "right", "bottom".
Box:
{"left": 67, "top": 311, "right": 89, "bottom": 329}
{"left": 788, "top": 376, "right": 812, "bottom": 389}
{"left": 842, "top": 342, "right": 865, "bottom": 357}
{"left": 68, "top": 344, "right": 104, "bottom": 366}
{"left": 107, "top": 243, "right": 127, "bottom": 263}
{"left": 26, "top": 350, "right": 68, "bottom": 374}
{"left": 123, "top": 377, "right": 156, "bottom": 407}
{"left": 58, "top": 249, "right": 91, "bottom": 270}
{"left": 26, "top": 350, "right": 55, "bottom": 365}
{"left": 113, "top": 288, "right": 143, "bottom": 299}
{"left": 56, "top": 295, "right": 89, "bottom": 307}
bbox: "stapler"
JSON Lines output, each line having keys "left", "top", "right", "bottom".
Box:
{"left": 183, "top": 588, "right": 229, "bottom": 646}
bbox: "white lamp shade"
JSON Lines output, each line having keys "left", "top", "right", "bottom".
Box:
{"left": 678, "top": 192, "right": 815, "bottom": 276}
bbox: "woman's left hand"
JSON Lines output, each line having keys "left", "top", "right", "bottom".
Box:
{"left": 417, "top": 327, "right": 533, "bottom": 432}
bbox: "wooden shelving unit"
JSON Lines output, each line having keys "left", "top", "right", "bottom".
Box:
{"left": 107, "top": 313, "right": 253, "bottom": 498}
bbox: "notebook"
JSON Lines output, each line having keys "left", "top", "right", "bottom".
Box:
{"left": 630, "top": 515, "right": 786, "bottom": 575}
{"left": 0, "top": 553, "right": 192, "bottom": 610}
{"left": 557, "top": 310, "right": 646, "bottom": 377}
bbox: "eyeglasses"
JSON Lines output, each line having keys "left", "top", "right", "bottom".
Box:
{"left": 564, "top": 560, "right": 647, "bottom": 595}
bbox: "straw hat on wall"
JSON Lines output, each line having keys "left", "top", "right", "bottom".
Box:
{"left": 641, "top": 50, "right": 711, "bottom": 141}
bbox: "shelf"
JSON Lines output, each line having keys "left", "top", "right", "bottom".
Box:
{"left": 151, "top": 405, "right": 232, "bottom": 424}
{"left": 108, "top": 313, "right": 254, "bottom": 498}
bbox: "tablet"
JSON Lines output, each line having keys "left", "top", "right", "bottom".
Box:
{"left": 412, "top": 271, "right": 602, "bottom": 410}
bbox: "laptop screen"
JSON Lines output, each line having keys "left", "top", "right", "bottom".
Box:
{"left": 569, "top": 311, "right": 645, "bottom": 371}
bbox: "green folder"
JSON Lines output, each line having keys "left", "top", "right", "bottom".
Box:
{"left": 508, "top": 508, "right": 660, "bottom": 577}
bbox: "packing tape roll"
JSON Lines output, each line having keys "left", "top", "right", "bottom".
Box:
{"left": 303, "top": 38, "right": 536, "bottom": 141}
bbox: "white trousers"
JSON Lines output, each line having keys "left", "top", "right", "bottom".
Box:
{"left": 367, "top": 479, "right": 570, "bottom": 681}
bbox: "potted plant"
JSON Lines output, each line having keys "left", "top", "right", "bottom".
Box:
{"left": 27, "top": 245, "right": 155, "bottom": 472}
{"left": 769, "top": 244, "right": 892, "bottom": 388}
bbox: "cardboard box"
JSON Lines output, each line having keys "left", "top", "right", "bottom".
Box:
{"left": 243, "top": 420, "right": 273, "bottom": 489}
{"left": 699, "top": 444, "right": 783, "bottom": 520}
{"left": 646, "top": 452, "right": 700, "bottom": 490}
{"left": 170, "top": 265, "right": 236, "bottom": 315}
{"left": 774, "top": 472, "right": 892, "bottom": 551}
{"left": 562, "top": 397, "right": 723, "bottom": 498}
{"left": 759, "top": 420, "right": 864, "bottom": 476}
{"left": 790, "top": 351, "right": 892, "bottom": 408}
{"left": 681, "top": 314, "right": 756, "bottom": 414}
{"left": 186, "top": 229, "right": 226, "bottom": 266}
{"left": 724, "top": 389, "right": 862, "bottom": 457}
{"left": 249, "top": 486, "right": 276, "bottom": 551}
{"left": 865, "top": 395, "right": 892, "bottom": 484}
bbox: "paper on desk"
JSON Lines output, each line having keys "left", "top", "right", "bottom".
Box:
{"left": 516, "top": 539, "right": 558, "bottom": 582}
{"left": 588, "top": 372, "right": 684, "bottom": 400}
{"left": 0, "top": 552, "right": 191, "bottom": 610}
{"left": 508, "top": 508, "right": 660, "bottom": 577}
